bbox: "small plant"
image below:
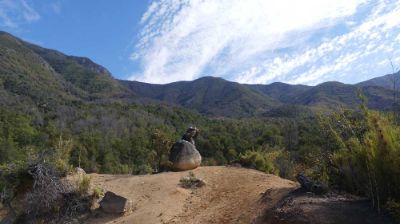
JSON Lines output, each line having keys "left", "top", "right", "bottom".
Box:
{"left": 75, "top": 175, "right": 91, "bottom": 195}
{"left": 179, "top": 171, "right": 205, "bottom": 189}
{"left": 92, "top": 187, "right": 104, "bottom": 199}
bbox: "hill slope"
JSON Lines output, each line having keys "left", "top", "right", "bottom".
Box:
{"left": 291, "top": 82, "right": 395, "bottom": 110}
{"left": 121, "top": 77, "right": 280, "bottom": 117}
{"left": 247, "top": 82, "right": 311, "bottom": 103}
{"left": 0, "top": 31, "right": 133, "bottom": 111}
{"left": 249, "top": 81, "right": 396, "bottom": 111}
{"left": 0, "top": 31, "right": 82, "bottom": 111}
{"left": 357, "top": 71, "right": 400, "bottom": 90}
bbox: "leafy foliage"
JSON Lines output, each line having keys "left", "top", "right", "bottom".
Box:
{"left": 313, "top": 96, "right": 400, "bottom": 213}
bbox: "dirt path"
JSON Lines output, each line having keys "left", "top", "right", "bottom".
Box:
{"left": 87, "top": 166, "right": 297, "bottom": 224}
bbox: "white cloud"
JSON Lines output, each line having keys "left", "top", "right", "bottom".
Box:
{"left": 269, "top": 0, "right": 400, "bottom": 85}
{"left": 0, "top": 0, "right": 40, "bottom": 28}
{"left": 130, "top": 0, "right": 367, "bottom": 84}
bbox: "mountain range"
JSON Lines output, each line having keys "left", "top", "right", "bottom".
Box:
{"left": 0, "top": 31, "right": 399, "bottom": 118}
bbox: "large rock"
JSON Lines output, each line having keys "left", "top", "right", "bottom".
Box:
{"left": 99, "top": 191, "right": 130, "bottom": 214}
{"left": 169, "top": 140, "right": 202, "bottom": 171}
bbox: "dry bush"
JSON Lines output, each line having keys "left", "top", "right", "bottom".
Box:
{"left": 75, "top": 174, "right": 91, "bottom": 195}
{"left": 179, "top": 172, "right": 205, "bottom": 189}
{"left": 24, "top": 163, "right": 69, "bottom": 218}
{"left": 21, "top": 162, "right": 93, "bottom": 223}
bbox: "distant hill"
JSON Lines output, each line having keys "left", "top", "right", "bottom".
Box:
{"left": 292, "top": 82, "right": 394, "bottom": 110}
{"left": 248, "top": 81, "right": 395, "bottom": 111}
{"left": 120, "top": 77, "right": 279, "bottom": 117}
{"left": 0, "top": 31, "right": 81, "bottom": 112}
{"left": 121, "top": 76, "right": 397, "bottom": 115}
{"left": 26, "top": 42, "right": 129, "bottom": 98}
{"left": 0, "top": 31, "right": 139, "bottom": 113}
{"left": 246, "top": 82, "right": 311, "bottom": 103}
{"left": 0, "top": 30, "right": 398, "bottom": 117}
{"left": 357, "top": 71, "right": 400, "bottom": 90}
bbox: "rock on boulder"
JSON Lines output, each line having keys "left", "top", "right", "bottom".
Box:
{"left": 100, "top": 191, "right": 131, "bottom": 214}
{"left": 169, "top": 140, "right": 202, "bottom": 171}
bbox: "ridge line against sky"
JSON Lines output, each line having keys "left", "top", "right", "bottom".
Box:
{"left": 0, "top": 0, "right": 399, "bottom": 85}
{"left": 130, "top": 0, "right": 400, "bottom": 85}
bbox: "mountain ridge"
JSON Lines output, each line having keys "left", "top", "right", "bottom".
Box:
{"left": 1, "top": 30, "right": 399, "bottom": 117}
{"left": 357, "top": 71, "right": 400, "bottom": 90}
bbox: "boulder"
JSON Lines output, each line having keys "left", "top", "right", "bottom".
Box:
{"left": 169, "top": 140, "right": 202, "bottom": 171}
{"left": 99, "top": 191, "right": 130, "bottom": 214}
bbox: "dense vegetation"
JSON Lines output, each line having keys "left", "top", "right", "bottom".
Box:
{"left": 0, "top": 31, "right": 399, "bottom": 221}
{"left": 1, "top": 98, "right": 399, "bottom": 215}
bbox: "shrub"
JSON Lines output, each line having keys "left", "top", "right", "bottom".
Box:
{"left": 239, "top": 150, "right": 277, "bottom": 174}
{"left": 179, "top": 172, "right": 205, "bottom": 189}
{"left": 92, "top": 187, "right": 104, "bottom": 199}
{"left": 322, "top": 107, "right": 400, "bottom": 212}
{"left": 75, "top": 174, "right": 91, "bottom": 195}
{"left": 18, "top": 162, "right": 93, "bottom": 223}
{"left": 23, "top": 162, "right": 71, "bottom": 222}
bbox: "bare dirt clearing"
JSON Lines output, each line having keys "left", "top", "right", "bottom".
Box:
{"left": 87, "top": 166, "right": 393, "bottom": 224}
{"left": 87, "top": 166, "right": 296, "bottom": 224}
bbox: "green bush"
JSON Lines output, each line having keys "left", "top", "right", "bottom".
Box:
{"left": 322, "top": 107, "right": 400, "bottom": 212}
{"left": 75, "top": 175, "right": 91, "bottom": 195}
{"left": 239, "top": 150, "right": 276, "bottom": 174}
{"left": 92, "top": 187, "right": 104, "bottom": 199}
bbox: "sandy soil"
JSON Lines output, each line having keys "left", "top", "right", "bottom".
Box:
{"left": 86, "top": 166, "right": 394, "bottom": 224}
{"left": 87, "top": 166, "right": 297, "bottom": 224}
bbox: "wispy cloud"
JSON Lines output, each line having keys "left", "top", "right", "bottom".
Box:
{"left": 50, "top": 1, "right": 62, "bottom": 15}
{"left": 131, "top": 0, "right": 400, "bottom": 85}
{"left": 0, "top": 0, "right": 40, "bottom": 28}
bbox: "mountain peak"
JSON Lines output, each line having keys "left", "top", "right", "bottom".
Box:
{"left": 194, "top": 76, "right": 227, "bottom": 82}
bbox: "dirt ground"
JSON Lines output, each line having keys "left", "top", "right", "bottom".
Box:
{"left": 87, "top": 166, "right": 296, "bottom": 224}
{"left": 86, "top": 166, "right": 394, "bottom": 224}
{"left": 261, "top": 190, "right": 396, "bottom": 224}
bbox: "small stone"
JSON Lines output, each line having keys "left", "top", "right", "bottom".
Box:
{"left": 74, "top": 167, "right": 86, "bottom": 175}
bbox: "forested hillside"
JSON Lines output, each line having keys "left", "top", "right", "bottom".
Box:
{"left": 120, "top": 77, "right": 279, "bottom": 117}
{"left": 1, "top": 31, "right": 400, "bottom": 222}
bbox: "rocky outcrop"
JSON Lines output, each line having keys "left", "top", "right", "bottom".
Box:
{"left": 169, "top": 127, "right": 202, "bottom": 171}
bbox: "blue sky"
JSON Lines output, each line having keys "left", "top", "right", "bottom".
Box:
{"left": 0, "top": 0, "right": 399, "bottom": 85}
{"left": 0, "top": 0, "right": 148, "bottom": 80}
